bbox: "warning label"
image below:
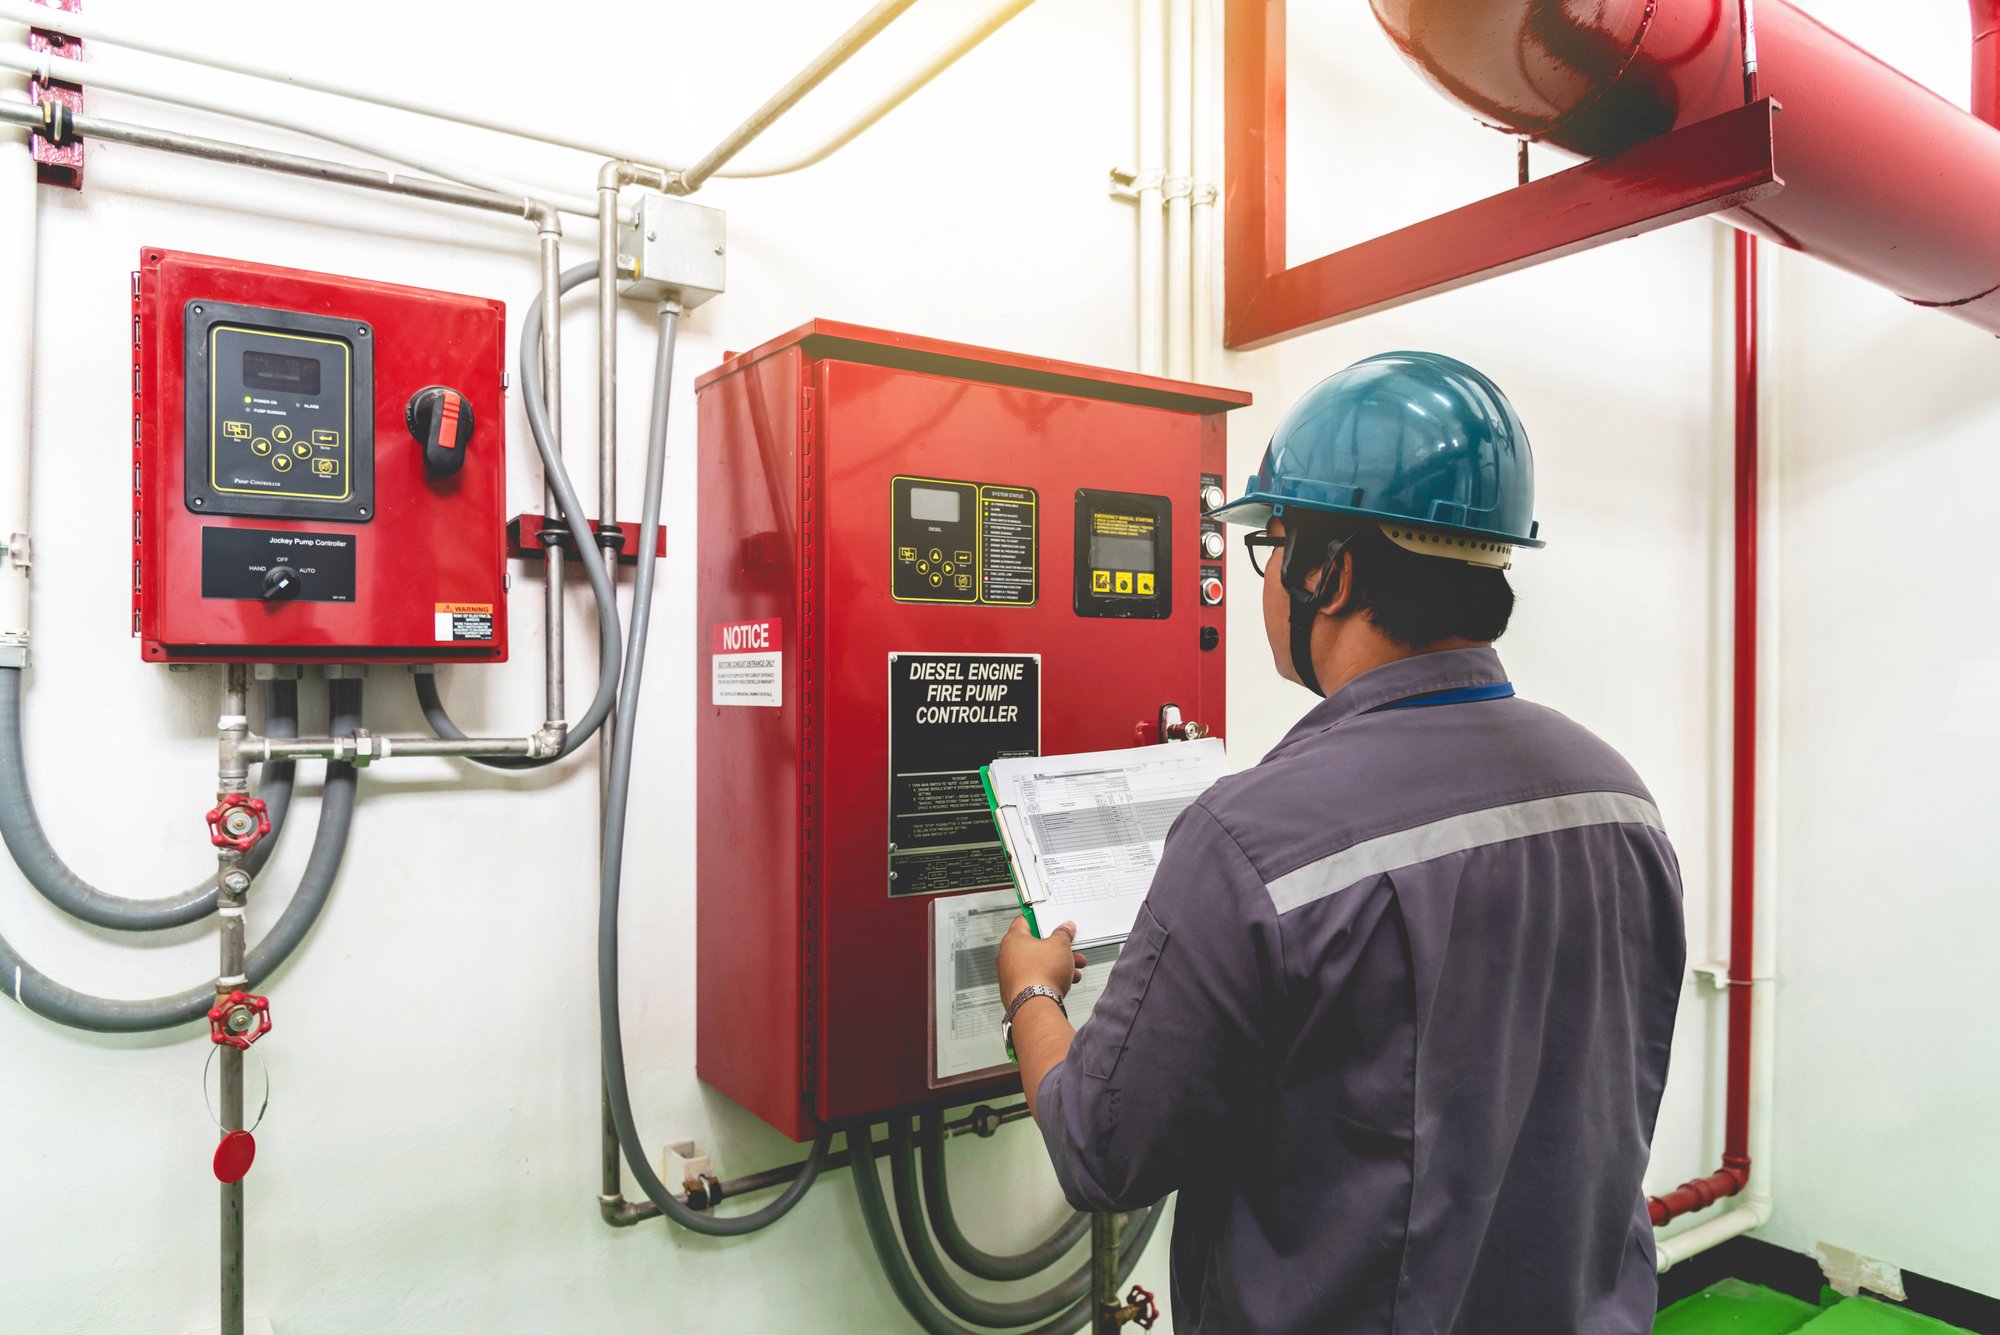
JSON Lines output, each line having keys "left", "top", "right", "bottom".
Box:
{"left": 713, "top": 619, "right": 783, "bottom": 708}
{"left": 434, "top": 603, "right": 494, "bottom": 642}
{"left": 888, "top": 653, "right": 1039, "bottom": 898}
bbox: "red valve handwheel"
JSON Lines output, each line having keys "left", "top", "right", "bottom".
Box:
{"left": 205, "top": 793, "right": 270, "bottom": 852}
{"left": 1125, "top": 1285, "right": 1158, "bottom": 1330}
{"left": 207, "top": 990, "right": 272, "bottom": 1050}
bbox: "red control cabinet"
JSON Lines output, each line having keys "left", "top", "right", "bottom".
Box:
{"left": 132, "top": 249, "right": 509, "bottom": 663}
{"left": 695, "top": 322, "right": 1248, "bottom": 1139}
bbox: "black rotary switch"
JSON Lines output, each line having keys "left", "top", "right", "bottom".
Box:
{"left": 262, "top": 565, "right": 301, "bottom": 602}
{"left": 406, "top": 385, "right": 474, "bottom": 477}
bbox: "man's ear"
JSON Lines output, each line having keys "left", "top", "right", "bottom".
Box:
{"left": 1311, "top": 549, "right": 1355, "bottom": 619}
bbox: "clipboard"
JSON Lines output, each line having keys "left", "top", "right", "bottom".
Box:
{"left": 980, "top": 738, "right": 1228, "bottom": 947}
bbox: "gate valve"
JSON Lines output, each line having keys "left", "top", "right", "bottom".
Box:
{"left": 207, "top": 990, "right": 271, "bottom": 1050}
{"left": 1122, "top": 1284, "right": 1159, "bottom": 1330}
{"left": 206, "top": 793, "right": 270, "bottom": 852}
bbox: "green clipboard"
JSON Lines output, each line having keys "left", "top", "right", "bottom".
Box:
{"left": 980, "top": 763, "right": 1045, "bottom": 939}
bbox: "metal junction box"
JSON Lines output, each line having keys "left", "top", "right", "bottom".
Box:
{"left": 132, "top": 249, "right": 509, "bottom": 663}
{"left": 694, "top": 321, "right": 1249, "bottom": 1140}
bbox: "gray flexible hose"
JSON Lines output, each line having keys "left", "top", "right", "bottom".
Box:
{"left": 0, "top": 671, "right": 298, "bottom": 930}
{"left": 0, "top": 680, "right": 362, "bottom": 1032}
{"left": 851, "top": 1118, "right": 1162, "bottom": 1335}
{"left": 920, "top": 1108, "right": 1091, "bottom": 1282}
{"left": 418, "top": 261, "right": 622, "bottom": 769}
{"left": 889, "top": 1118, "right": 1098, "bottom": 1326}
{"left": 596, "top": 304, "right": 829, "bottom": 1234}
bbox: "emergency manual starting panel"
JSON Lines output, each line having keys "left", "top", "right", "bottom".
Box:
{"left": 693, "top": 320, "right": 1248, "bottom": 1140}
{"left": 132, "top": 250, "right": 509, "bottom": 663}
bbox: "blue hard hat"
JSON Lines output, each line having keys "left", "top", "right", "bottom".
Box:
{"left": 1208, "top": 351, "right": 1544, "bottom": 557}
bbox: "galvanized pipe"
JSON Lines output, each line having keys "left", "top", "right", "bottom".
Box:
{"left": 1090, "top": 1211, "right": 1121, "bottom": 1334}
{"left": 216, "top": 665, "right": 251, "bottom": 1335}
{"left": 241, "top": 733, "right": 542, "bottom": 763}
{"left": 672, "top": 0, "right": 922, "bottom": 194}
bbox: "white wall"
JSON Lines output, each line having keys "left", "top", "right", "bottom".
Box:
{"left": 1754, "top": 1, "right": 2000, "bottom": 1297}
{"left": 2, "top": 0, "right": 1990, "bottom": 1330}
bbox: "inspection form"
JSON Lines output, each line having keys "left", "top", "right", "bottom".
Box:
{"left": 983, "top": 737, "right": 1230, "bottom": 948}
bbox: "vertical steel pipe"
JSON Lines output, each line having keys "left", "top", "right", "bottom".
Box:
{"left": 536, "top": 225, "right": 566, "bottom": 734}
{"left": 216, "top": 665, "right": 251, "bottom": 1335}
{"left": 1091, "top": 1211, "right": 1121, "bottom": 1334}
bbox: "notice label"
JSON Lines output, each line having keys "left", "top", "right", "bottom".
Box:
{"left": 712, "top": 619, "right": 784, "bottom": 707}
{"left": 888, "top": 653, "right": 1040, "bottom": 898}
{"left": 979, "top": 485, "right": 1037, "bottom": 606}
{"left": 434, "top": 603, "right": 494, "bottom": 642}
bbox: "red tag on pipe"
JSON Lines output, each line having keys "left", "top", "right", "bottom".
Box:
{"left": 213, "top": 1129, "right": 257, "bottom": 1183}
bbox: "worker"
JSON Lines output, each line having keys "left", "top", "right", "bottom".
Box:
{"left": 997, "top": 352, "right": 1686, "bottom": 1334}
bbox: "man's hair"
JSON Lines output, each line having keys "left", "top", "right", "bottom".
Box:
{"left": 1286, "top": 513, "right": 1515, "bottom": 649}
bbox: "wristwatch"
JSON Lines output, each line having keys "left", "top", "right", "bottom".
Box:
{"left": 1002, "top": 984, "right": 1068, "bottom": 1064}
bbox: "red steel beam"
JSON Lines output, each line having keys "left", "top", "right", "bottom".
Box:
{"left": 1221, "top": 0, "right": 1782, "bottom": 350}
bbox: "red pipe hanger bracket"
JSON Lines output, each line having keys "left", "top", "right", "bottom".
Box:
{"left": 1220, "top": 0, "right": 1782, "bottom": 349}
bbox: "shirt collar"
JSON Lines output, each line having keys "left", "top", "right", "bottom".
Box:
{"left": 1267, "top": 647, "right": 1511, "bottom": 756}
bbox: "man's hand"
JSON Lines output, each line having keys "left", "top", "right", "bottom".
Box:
{"left": 997, "top": 915, "right": 1087, "bottom": 1010}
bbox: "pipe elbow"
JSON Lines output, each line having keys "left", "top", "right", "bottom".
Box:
{"left": 521, "top": 198, "right": 563, "bottom": 235}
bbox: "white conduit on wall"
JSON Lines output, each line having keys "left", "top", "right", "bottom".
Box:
{"left": 1133, "top": 0, "right": 1217, "bottom": 383}
{"left": 0, "top": 20, "right": 33, "bottom": 659}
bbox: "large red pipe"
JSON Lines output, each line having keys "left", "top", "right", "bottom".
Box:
{"left": 1370, "top": 0, "right": 2000, "bottom": 332}
{"left": 1975, "top": 1, "right": 2000, "bottom": 127}
{"left": 1646, "top": 231, "right": 1759, "bottom": 1228}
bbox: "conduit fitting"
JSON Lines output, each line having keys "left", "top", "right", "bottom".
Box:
{"left": 598, "top": 160, "right": 672, "bottom": 193}
{"left": 1107, "top": 166, "right": 1166, "bottom": 201}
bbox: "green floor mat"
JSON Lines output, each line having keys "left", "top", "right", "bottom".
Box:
{"left": 1796, "top": 1296, "right": 1975, "bottom": 1334}
{"left": 1656, "top": 1279, "right": 1822, "bottom": 1335}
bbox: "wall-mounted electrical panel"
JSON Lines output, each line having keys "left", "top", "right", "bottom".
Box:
{"left": 132, "top": 249, "right": 509, "bottom": 663}
{"left": 695, "top": 320, "right": 1249, "bottom": 1140}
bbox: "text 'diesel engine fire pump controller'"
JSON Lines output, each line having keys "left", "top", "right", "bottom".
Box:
{"left": 695, "top": 321, "right": 1249, "bottom": 1140}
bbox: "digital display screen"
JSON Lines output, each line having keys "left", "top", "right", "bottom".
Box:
{"left": 1090, "top": 533, "right": 1156, "bottom": 573}
{"left": 242, "top": 348, "right": 322, "bottom": 396}
{"left": 910, "top": 486, "right": 961, "bottom": 524}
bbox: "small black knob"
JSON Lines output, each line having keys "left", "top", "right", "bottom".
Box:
{"left": 263, "top": 566, "right": 300, "bottom": 602}
{"left": 406, "top": 385, "right": 474, "bottom": 477}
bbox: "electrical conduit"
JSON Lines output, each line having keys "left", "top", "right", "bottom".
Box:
{"left": 918, "top": 1108, "right": 1091, "bottom": 1282}
{"left": 0, "top": 678, "right": 362, "bottom": 1032}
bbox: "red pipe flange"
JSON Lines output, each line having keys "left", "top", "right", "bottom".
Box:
{"left": 205, "top": 793, "right": 270, "bottom": 852}
{"left": 207, "top": 990, "right": 271, "bottom": 1050}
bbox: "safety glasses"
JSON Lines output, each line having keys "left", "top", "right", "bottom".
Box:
{"left": 1243, "top": 529, "right": 1287, "bottom": 578}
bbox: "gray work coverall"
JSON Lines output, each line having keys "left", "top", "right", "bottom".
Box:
{"left": 1036, "top": 648, "right": 1685, "bottom": 1334}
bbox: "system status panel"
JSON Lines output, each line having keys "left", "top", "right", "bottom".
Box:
{"left": 694, "top": 320, "right": 1248, "bottom": 1141}
{"left": 132, "top": 250, "right": 509, "bottom": 663}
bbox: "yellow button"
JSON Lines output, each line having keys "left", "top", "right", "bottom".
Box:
{"left": 313, "top": 458, "right": 339, "bottom": 476}
{"left": 270, "top": 454, "right": 292, "bottom": 472}
{"left": 311, "top": 429, "right": 341, "bottom": 446}
{"left": 271, "top": 425, "right": 293, "bottom": 444}
{"left": 955, "top": 550, "right": 972, "bottom": 564}
{"left": 250, "top": 438, "right": 271, "bottom": 456}
{"left": 955, "top": 574, "right": 971, "bottom": 589}
{"left": 293, "top": 442, "right": 312, "bottom": 458}
{"left": 942, "top": 562, "right": 954, "bottom": 574}
{"left": 929, "top": 548, "right": 943, "bottom": 563}
{"left": 918, "top": 561, "right": 929, "bottom": 573}
{"left": 224, "top": 421, "right": 251, "bottom": 439}
{"left": 1136, "top": 573, "right": 1155, "bottom": 595}
{"left": 898, "top": 546, "right": 917, "bottom": 562}
{"left": 1113, "top": 571, "right": 1134, "bottom": 594}
{"left": 928, "top": 573, "right": 942, "bottom": 587}
{"left": 1091, "top": 570, "right": 1111, "bottom": 593}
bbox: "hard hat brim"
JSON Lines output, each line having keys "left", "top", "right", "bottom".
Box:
{"left": 1204, "top": 489, "right": 1546, "bottom": 549}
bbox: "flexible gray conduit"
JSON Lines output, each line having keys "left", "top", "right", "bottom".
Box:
{"left": 851, "top": 1118, "right": 1162, "bottom": 1335}
{"left": 889, "top": 1117, "right": 1104, "bottom": 1327}
{"left": 0, "top": 672, "right": 298, "bottom": 930}
{"left": 595, "top": 299, "right": 831, "bottom": 1233}
{"left": 417, "top": 262, "right": 623, "bottom": 769}
{"left": 0, "top": 679, "right": 361, "bottom": 1032}
{"left": 920, "top": 1108, "right": 1091, "bottom": 1282}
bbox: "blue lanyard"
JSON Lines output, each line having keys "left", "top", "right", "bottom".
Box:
{"left": 1376, "top": 682, "right": 1516, "bottom": 711}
